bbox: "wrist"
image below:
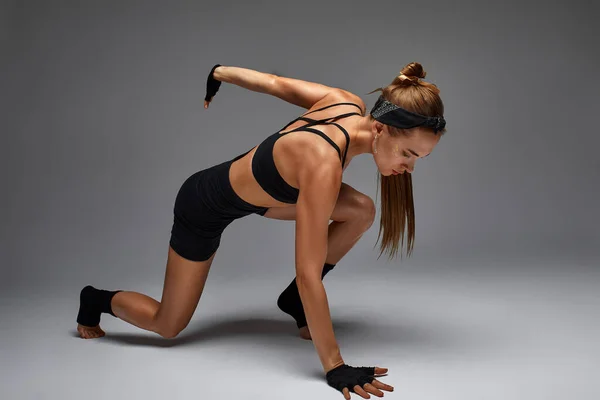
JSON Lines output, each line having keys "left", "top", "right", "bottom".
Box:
{"left": 212, "top": 65, "right": 226, "bottom": 82}
{"left": 324, "top": 358, "right": 345, "bottom": 374}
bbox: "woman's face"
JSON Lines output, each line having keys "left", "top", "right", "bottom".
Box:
{"left": 373, "top": 124, "right": 441, "bottom": 176}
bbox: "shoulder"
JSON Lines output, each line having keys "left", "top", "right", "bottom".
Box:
{"left": 294, "top": 145, "right": 343, "bottom": 191}
{"left": 329, "top": 89, "right": 366, "bottom": 115}
{"left": 313, "top": 88, "right": 366, "bottom": 115}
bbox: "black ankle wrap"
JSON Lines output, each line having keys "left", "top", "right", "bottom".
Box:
{"left": 277, "top": 263, "right": 335, "bottom": 328}
{"left": 76, "top": 285, "right": 122, "bottom": 327}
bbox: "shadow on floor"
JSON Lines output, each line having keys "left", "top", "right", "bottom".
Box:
{"left": 70, "top": 312, "right": 478, "bottom": 354}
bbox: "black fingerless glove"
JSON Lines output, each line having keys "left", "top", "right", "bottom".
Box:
{"left": 204, "top": 64, "right": 222, "bottom": 102}
{"left": 326, "top": 364, "right": 376, "bottom": 393}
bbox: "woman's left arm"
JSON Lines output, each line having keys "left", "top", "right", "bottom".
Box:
{"left": 212, "top": 65, "right": 352, "bottom": 109}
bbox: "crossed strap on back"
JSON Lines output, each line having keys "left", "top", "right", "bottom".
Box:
{"left": 278, "top": 103, "right": 363, "bottom": 168}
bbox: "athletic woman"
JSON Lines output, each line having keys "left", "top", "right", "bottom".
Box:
{"left": 75, "top": 62, "right": 446, "bottom": 399}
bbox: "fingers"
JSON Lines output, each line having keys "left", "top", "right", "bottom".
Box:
{"left": 363, "top": 383, "right": 384, "bottom": 397}
{"left": 204, "top": 100, "right": 210, "bottom": 109}
{"left": 337, "top": 366, "right": 392, "bottom": 398}
{"left": 371, "top": 379, "right": 394, "bottom": 392}
{"left": 342, "top": 387, "right": 351, "bottom": 400}
{"left": 354, "top": 382, "right": 390, "bottom": 398}
{"left": 349, "top": 378, "right": 395, "bottom": 397}
{"left": 353, "top": 385, "right": 372, "bottom": 398}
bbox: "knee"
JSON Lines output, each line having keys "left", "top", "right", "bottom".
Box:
{"left": 154, "top": 320, "right": 188, "bottom": 339}
{"left": 158, "top": 328, "right": 181, "bottom": 339}
{"left": 351, "top": 194, "right": 376, "bottom": 230}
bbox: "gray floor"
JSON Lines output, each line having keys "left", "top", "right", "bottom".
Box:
{"left": 2, "top": 255, "right": 599, "bottom": 400}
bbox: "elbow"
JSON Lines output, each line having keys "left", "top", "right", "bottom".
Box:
{"left": 296, "top": 272, "right": 323, "bottom": 288}
{"left": 295, "top": 273, "right": 324, "bottom": 304}
{"left": 267, "top": 74, "right": 282, "bottom": 95}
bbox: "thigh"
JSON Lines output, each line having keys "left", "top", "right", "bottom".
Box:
{"left": 261, "top": 182, "right": 372, "bottom": 222}
{"left": 154, "top": 245, "right": 216, "bottom": 333}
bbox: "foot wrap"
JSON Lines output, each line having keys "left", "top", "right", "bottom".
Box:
{"left": 76, "top": 285, "right": 122, "bottom": 327}
{"left": 277, "top": 263, "right": 335, "bottom": 328}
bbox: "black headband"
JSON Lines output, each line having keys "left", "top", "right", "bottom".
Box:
{"left": 370, "top": 95, "right": 446, "bottom": 133}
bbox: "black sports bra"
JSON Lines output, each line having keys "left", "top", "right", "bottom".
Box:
{"left": 246, "top": 102, "right": 364, "bottom": 204}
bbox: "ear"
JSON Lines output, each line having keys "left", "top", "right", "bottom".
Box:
{"left": 372, "top": 121, "right": 384, "bottom": 137}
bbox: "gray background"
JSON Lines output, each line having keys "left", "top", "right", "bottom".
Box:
{"left": 2, "top": 1, "right": 599, "bottom": 399}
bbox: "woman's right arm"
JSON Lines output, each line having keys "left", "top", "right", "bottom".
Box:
{"left": 212, "top": 65, "right": 349, "bottom": 109}
{"left": 293, "top": 151, "right": 345, "bottom": 373}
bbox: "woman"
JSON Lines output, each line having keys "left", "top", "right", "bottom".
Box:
{"left": 75, "top": 62, "right": 446, "bottom": 399}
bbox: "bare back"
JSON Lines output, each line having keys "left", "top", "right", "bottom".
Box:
{"left": 229, "top": 93, "right": 365, "bottom": 209}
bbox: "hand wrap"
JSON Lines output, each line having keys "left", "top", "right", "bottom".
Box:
{"left": 204, "top": 64, "right": 222, "bottom": 102}
{"left": 325, "top": 364, "right": 376, "bottom": 393}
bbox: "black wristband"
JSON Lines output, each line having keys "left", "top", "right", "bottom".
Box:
{"left": 205, "top": 64, "right": 222, "bottom": 102}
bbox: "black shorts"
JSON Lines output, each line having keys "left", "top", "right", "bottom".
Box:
{"left": 169, "top": 157, "right": 269, "bottom": 262}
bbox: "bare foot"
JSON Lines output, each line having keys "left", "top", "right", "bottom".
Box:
{"left": 77, "top": 323, "right": 106, "bottom": 339}
{"left": 299, "top": 326, "right": 312, "bottom": 340}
